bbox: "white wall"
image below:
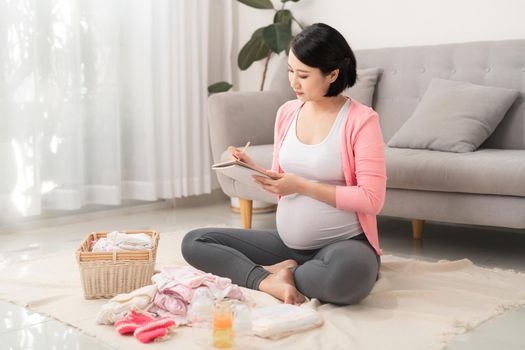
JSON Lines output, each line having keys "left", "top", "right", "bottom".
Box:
{"left": 233, "top": 0, "right": 525, "bottom": 92}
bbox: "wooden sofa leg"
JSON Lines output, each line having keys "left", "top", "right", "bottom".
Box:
{"left": 411, "top": 219, "right": 424, "bottom": 240}
{"left": 239, "top": 198, "right": 253, "bottom": 229}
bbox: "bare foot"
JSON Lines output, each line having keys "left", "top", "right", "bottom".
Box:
{"left": 259, "top": 268, "right": 306, "bottom": 304}
{"left": 262, "top": 259, "right": 298, "bottom": 274}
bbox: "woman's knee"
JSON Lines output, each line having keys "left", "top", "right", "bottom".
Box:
{"left": 298, "top": 247, "right": 379, "bottom": 305}
{"left": 181, "top": 228, "right": 211, "bottom": 263}
{"left": 318, "top": 266, "right": 376, "bottom": 305}
{"left": 326, "top": 241, "right": 379, "bottom": 303}
{"left": 336, "top": 275, "right": 376, "bottom": 304}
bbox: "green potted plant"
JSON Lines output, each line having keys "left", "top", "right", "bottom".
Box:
{"left": 208, "top": 0, "right": 304, "bottom": 94}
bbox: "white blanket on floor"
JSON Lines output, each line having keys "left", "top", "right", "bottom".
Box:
{"left": 1, "top": 229, "right": 524, "bottom": 350}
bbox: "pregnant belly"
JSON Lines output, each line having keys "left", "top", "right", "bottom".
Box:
{"left": 276, "top": 194, "right": 362, "bottom": 249}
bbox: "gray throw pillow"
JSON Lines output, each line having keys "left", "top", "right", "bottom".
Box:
{"left": 387, "top": 78, "right": 519, "bottom": 153}
{"left": 343, "top": 68, "right": 381, "bottom": 107}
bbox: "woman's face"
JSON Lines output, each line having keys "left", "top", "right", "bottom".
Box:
{"left": 287, "top": 50, "right": 339, "bottom": 102}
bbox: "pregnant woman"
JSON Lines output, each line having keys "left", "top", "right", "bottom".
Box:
{"left": 182, "top": 23, "right": 387, "bottom": 305}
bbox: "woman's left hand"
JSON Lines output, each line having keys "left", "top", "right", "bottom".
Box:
{"left": 252, "top": 171, "right": 305, "bottom": 196}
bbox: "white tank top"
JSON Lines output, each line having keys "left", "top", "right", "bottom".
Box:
{"left": 276, "top": 99, "right": 363, "bottom": 250}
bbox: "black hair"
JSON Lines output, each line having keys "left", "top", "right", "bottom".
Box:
{"left": 289, "top": 23, "right": 357, "bottom": 97}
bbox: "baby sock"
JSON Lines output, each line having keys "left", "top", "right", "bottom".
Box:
{"left": 134, "top": 317, "right": 176, "bottom": 343}
{"left": 114, "top": 309, "right": 154, "bottom": 335}
{"left": 114, "top": 309, "right": 176, "bottom": 343}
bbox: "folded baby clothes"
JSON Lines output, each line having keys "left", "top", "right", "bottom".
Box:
{"left": 152, "top": 266, "right": 245, "bottom": 321}
{"left": 96, "top": 284, "right": 158, "bottom": 325}
{"left": 153, "top": 289, "right": 188, "bottom": 317}
{"left": 149, "top": 305, "right": 190, "bottom": 327}
{"left": 91, "top": 238, "right": 118, "bottom": 252}
{"left": 92, "top": 231, "right": 152, "bottom": 252}
{"left": 108, "top": 231, "right": 152, "bottom": 250}
{"left": 251, "top": 304, "right": 324, "bottom": 339}
{"left": 155, "top": 266, "right": 245, "bottom": 302}
{"left": 115, "top": 309, "right": 176, "bottom": 343}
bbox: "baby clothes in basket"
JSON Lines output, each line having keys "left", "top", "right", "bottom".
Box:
{"left": 92, "top": 231, "right": 152, "bottom": 252}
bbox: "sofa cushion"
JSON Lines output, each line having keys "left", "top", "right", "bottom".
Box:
{"left": 343, "top": 68, "right": 381, "bottom": 107}
{"left": 387, "top": 78, "right": 519, "bottom": 153}
{"left": 385, "top": 146, "right": 525, "bottom": 197}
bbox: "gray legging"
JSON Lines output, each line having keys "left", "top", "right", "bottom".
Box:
{"left": 181, "top": 227, "right": 380, "bottom": 305}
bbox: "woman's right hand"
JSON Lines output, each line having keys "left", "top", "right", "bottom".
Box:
{"left": 228, "top": 145, "right": 256, "bottom": 167}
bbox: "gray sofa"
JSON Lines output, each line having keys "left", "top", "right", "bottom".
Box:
{"left": 208, "top": 39, "right": 525, "bottom": 238}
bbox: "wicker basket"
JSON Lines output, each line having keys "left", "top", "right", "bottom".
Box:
{"left": 76, "top": 230, "right": 160, "bottom": 299}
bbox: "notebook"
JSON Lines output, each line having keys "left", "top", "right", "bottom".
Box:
{"left": 212, "top": 159, "right": 272, "bottom": 187}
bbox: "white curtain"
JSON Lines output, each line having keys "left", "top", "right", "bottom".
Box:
{"left": 0, "top": 0, "right": 233, "bottom": 217}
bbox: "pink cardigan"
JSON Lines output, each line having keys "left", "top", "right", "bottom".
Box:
{"left": 271, "top": 98, "right": 387, "bottom": 255}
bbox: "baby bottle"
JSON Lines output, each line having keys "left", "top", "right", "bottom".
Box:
{"left": 190, "top": 287, "right": 214, "bottom": 346}
{"left": 233, "top": 302, "right": 253, "bottom": 347}
{"left": 213, "top": 300, "right": 234, "bottom": 348}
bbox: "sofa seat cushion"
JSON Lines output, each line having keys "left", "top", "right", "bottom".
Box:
{"left": 385, "top": 146, "right": 525, "bottom": 197}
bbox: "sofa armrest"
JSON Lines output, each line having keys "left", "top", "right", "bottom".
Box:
{"left": 208, "top": 90, "right": 289, "bottom": 163}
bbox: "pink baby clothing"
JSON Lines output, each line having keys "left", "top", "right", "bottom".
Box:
{"left": 158, "top": 266, "right": 245, "bottom": 301}
{"left": 152, "top": 266, "right": 245, "bottom": 317}
{"left": 153, "top": 289, "right": 188, "bottom": 317}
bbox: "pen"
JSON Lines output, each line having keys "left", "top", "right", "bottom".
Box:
{"left": 240, "top": 141, "right": 250, "bottom": 154}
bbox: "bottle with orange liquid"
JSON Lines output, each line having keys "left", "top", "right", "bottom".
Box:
{"left": 213, "top": 301, "right": 234, "bottom": 348}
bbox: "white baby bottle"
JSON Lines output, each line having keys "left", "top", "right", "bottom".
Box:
{"left": 190, "top": 287, "right": 214, "bottom": 346}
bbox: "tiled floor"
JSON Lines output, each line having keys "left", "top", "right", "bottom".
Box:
{"left": 1, "top": 192, "right": 524, "bottom": 349}
{"left": 0, "top": 302, "right": 115, "bottom": 350}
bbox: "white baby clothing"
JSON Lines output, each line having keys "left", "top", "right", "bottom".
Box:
{"left": 96, "top": 284, "right": 158, "bottom": 325}
{"left": 92, "top": 231, "right": 152, "bottom": 252}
